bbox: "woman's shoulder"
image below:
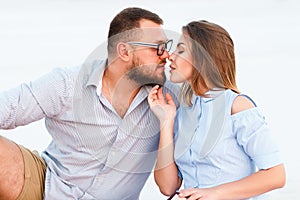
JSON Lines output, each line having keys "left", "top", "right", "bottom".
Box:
{"left": 229, "top": 92, "right": 266, "bottom": 126}
{"left": 223, "top": 90, "right": 256, "bottom": 115}
{"left": 231, "top": 95, "right": 256, "bottom": 115}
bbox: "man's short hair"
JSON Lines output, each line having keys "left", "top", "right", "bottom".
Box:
{"left": 107, "top": 7, "right": 163, "bottom": 56}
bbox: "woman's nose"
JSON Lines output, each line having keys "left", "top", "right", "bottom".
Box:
{"left": 168, "top": 53, "right": 175, "bottom": 62}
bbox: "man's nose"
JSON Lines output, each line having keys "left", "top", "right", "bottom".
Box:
{"left": 159, "top": 49, "right": 170, "bottom": 59}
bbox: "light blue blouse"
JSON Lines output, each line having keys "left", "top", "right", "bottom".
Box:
{"left": 174, "top": 89, "right": 281, "bottom": 199}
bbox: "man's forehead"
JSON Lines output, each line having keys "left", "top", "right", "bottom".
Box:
{"left": 137, "top": 18, "right": 166, "bottom": 41}
{"left": 138, "top": 19, "right": 161, "bottom": 28}
{"left": 140, "top": 27, "right": 168, "bottom": 42}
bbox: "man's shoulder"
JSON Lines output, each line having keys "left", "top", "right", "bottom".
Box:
{"left": 54, "top": 59, "right": 106, "bottom": 82}
{"left": 51, "top": 65, "right": 81, "bottom": 79}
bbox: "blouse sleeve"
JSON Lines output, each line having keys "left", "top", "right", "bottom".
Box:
{"left": 232, "top": 107, "right": 282, "bottom": 169}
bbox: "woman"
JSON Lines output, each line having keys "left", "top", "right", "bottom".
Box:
{"left": 148, "top": 20, "right": 285, "bottom": 200}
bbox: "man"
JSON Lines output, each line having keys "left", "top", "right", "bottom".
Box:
{"left": 0, "top": 7, "right": 179, "bottom": 199}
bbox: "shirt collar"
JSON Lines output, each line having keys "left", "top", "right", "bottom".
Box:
{"left": 86, "top": 59, "right": 108, "bottom": 89}
{"left": 201, "top": 88, "right": 226, "bottom": 103}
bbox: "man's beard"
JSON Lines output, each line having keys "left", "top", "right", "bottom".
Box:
{"left": 126, "top": 55, "right": 166, "bottom": 87}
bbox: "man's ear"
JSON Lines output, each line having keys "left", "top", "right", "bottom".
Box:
{"left": 117, "top": 42, "right": 131, "bottom": 62}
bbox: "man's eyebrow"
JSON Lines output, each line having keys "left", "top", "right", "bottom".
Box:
{"left": 154, "top": 39, "right": 169, "bottom": 43}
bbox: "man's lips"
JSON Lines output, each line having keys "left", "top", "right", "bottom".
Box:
{"left": 169, "top": 64, "right": 176, "bottom": 70}
{"left": 157, "top": 63, "right": 166, "bottom": 70}
{"left": 158, "top": 62, "right": 166, "bottom": 67}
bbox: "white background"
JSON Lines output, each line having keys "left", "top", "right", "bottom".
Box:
{"left": 0, "top": 0, "right": 299, "bottom": 199}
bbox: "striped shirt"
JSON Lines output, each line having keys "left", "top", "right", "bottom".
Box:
{"left": 0, "top": 59, "right": 180, "bottom": 199}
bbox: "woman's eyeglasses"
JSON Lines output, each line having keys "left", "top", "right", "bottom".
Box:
{"left": 127, "top": 39, "right": 173, "bottom": 56}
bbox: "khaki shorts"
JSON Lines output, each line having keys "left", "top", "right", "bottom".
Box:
{"left": 16, "top": 145, "right": 46, "bottom": 200}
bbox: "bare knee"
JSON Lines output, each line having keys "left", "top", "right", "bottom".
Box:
{"left": 0, "top": 136, "right": 24, "bottom": 200}
{"left": 0, "top": 136, "right": 21, "bottom": 159}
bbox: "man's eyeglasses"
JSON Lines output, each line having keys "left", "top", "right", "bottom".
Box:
{"left": 127, "top": 39, "right": 173, "bottom": 56}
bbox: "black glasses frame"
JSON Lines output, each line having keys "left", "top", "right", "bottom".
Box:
{"left": 127, "top": 39, "right": 173, "bottom": 56}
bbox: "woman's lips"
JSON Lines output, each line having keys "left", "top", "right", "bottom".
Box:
{"left": 169, "top": 64, "right": 176, "bottom": 73}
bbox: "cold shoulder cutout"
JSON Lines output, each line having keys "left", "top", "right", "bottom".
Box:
{"left": 231, "top": 95, "right": 256, "bottom": 115}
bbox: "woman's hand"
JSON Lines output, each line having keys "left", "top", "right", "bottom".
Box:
{"left": 178, "top": 187, "right": 219, "bottom": 200}
{"left": 147, "top": 85, "right": 176, "bottom": 123}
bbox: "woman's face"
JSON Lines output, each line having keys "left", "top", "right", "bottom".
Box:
{"left": 168, "top": 34, "right": 194, "bottom": 83}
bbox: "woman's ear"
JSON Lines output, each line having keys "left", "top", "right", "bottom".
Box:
{"left": 117, "top": 42, "right": 131, "bottom": 62}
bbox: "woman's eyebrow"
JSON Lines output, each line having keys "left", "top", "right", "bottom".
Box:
{"left": 177, "top": 42, "right": 185, "bottom": 47}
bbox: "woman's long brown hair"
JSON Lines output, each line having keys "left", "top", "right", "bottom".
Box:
{"left": 180, "top": 20, "right": 240, "bottom": 106}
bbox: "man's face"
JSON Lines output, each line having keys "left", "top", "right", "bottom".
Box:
{"left": 126, "top": 19, "right": 170, "bottom": 86}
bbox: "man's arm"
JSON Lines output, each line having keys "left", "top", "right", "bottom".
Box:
{"left": 0, "top": 67, "right": 74, "bottom": 129}
{"left": 0, "top": 83, "right": 45, "bottom": 129}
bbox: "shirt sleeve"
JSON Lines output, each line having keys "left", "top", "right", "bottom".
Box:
{"left": 232, "top": 107, "right": 282, "bottom": 169}
{"left": 0, "top": 67, "right": 74, "bottom": 129}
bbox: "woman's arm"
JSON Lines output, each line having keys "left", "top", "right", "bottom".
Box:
{"left": 214, "top": 163, "right": 285, "bottom": 199}
{"left": 154, "top": 118, "right": 182, "bottom": 196}
{"left": 178, "top": 164, "right": 285, "bottom": 200}
{"left": 148, "top": 85, "right": 182, "bottom": 195}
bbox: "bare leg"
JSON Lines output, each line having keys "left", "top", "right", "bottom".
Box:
{"left": 0, "top": 136, "right": 24, "bottom": 200}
